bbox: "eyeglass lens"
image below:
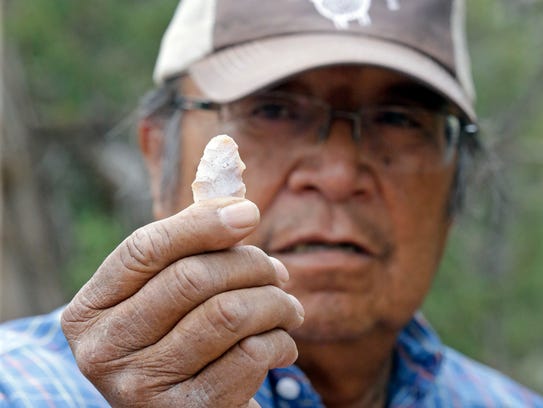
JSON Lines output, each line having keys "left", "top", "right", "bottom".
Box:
{"left": 219, "top": 92, "right": 460, "bottom": 172}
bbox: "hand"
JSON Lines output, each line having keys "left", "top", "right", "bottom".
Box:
{"left": 61, "top": 198, "right": 304, "bottom": 408}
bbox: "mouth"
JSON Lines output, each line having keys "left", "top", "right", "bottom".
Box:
{"left": 271, "top": 238, "right": 377, "bottom": 274}
{"left": 277, "top": 241, "right": 369, "bottom": 256}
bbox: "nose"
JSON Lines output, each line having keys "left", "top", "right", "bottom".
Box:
{"left": 287, "top": 119, "right": 376, "bottom": 202}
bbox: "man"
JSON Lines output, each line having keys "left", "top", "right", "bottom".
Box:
{"left": 1, "top": 0, "right": 542, "bottom": 407}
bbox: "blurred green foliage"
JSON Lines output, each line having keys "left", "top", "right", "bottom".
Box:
{"left": 5, "top": 0, "right": 177, "bottom": 124}
{"left": 5, "top": 0, "right": 179, "bottom": 301}
{"left": 62, "top": 210, "right": 124, "bottom": 293}
{"left": 4, "top": 0, "right": 543, "bottom": 394}
{"left": 423, "top": 0, "right": 543, "bottom": 392}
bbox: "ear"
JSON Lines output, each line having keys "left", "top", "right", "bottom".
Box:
{"left": 138, "top": 118, "right": 167, "bottom": 219}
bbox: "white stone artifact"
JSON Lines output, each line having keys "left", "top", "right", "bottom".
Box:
{"left": 192, "top": 134, "right": 246, "bottom": 202}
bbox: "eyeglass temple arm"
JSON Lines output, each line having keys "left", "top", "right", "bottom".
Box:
{"left": 173, "top": 96, "right": 221, "bottom": 112}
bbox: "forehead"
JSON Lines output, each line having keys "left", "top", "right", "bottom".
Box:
{"left": 269, "top": 66, "right": 447, "bottom": 107}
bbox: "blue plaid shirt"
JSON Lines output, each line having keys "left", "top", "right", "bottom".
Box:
{"left": 1, "top": 307, "right": 542, "bottom": 407}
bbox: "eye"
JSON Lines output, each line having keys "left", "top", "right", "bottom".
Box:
{"left": 372, "top": 108, "right": 423, "bottom": 129}
{"left": 248, "top": 97, "right": 301, "bottom": 121}
{"left": 252, "top": 103, "right": 289, "bottom": 119}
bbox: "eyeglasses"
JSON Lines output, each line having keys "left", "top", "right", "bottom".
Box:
{"left": 174, "top": 91, "right": 478, "bottom": 173}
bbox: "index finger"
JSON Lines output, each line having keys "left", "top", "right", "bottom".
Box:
{"left": 70, "top": 197, "right": 260, "bottom": 312}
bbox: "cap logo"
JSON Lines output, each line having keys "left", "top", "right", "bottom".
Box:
{"left": 309, "top": 0, "right": 400, "bottom": 29}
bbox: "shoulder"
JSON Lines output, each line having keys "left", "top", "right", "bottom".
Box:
{"left": 0, "top": 308, "right": 108, "bottom": 408}
{"left": 426, "top": 346, "right": 543, "bottom": 407}
{"left": 391, "top": 315, "right": 543, "bottom": 407}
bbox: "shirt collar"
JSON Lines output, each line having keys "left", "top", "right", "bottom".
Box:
{"left": 387, "top": 312, "right": 444, "bottom": 404}
{"left": 257, "top": 313, "right": 443, "bottom": 407}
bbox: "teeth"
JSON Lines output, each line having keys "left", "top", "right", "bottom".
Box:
{"left": 289, "top": 243, "right": 360, "bottom": 253}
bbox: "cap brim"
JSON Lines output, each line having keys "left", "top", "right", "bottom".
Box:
{"left": 189, "top": 33, "right": 475, "bottom": 121}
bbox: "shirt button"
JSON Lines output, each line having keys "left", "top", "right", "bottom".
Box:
{"left": 276, "top": 377, "right": 302, "bottom": 400}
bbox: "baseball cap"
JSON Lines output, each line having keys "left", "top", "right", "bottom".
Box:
{"left": 153, "top": 0, "right": 476, "bottom": 121}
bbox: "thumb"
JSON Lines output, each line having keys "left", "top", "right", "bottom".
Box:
{"left": 68, "top": 197, "right": 260, "bottom": 312}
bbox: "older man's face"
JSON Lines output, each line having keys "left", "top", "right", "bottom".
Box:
{"left": 167, "top": 66, "right": 455, "bottom": 342}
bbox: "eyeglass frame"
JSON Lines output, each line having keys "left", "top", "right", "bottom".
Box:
{"left": 172, "top": 91, "right": 479, "bottom": 169}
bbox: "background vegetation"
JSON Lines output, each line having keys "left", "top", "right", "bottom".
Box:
{"left": 2, "top": 0, "right": 542, "bottom": 394}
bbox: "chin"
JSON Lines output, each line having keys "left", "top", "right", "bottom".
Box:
{"left": 289, "top": 291, "right": 380, "bottom": 342}
{"left": 291, "top": 322, "right": 374, "bottom": 343}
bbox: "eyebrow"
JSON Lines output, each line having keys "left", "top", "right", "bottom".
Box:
{"left": 378, "top": 83, "right": 448, "bottom": 109}
{"left": 267, "top": 81, "right": 311, "bottom": 95}
{"left": 263, "top": 78, "right": 448, "bottom": 110}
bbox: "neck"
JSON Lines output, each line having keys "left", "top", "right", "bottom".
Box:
{"left": 295, "top": 329, "right": 397, "bottom": 408}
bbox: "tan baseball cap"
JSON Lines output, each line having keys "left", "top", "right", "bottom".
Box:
{"left": 154, "top": 0, "right": 476, "bottom": 121}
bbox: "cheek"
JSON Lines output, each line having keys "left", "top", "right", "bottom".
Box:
{"left": 375, "top": 171, "right": 453, "bottom": 326}
{"left": 390, "top": 171, "right": 453, "bottom": 245}
{"left": 237, "top": 144, "right": 290, "bottom": 213}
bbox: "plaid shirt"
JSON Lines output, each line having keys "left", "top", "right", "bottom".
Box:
{"left": 1, "top": 307, "right": 542, "bottom": 407}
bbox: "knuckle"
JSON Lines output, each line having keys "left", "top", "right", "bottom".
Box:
{"left": 75, "top": 352, "right": 160, "bottom": 406}
{"left": 60, "top": 306, "right": 84, "bottom": 341}
{"left": 206, "top": 294, "right": 247, "bottom": 334}
{"left": 268, "top": 287, "right": 303, "bottom": 328}
{"left": 69, "top": 329, "right": 114, "bottom": 377}
{"left": 240, "top": 331, "right": 298, "bottom": 369}
{"left": 169, "top": 257, "right": 214, "bottom": 303}
{"left": 123, "top": 224, "right": 172, "bottom": 272}
{"left": 108, "top": 372, "right": 154, "bottom": 407}
{"left": 72, "top": 343, "right": 101, "bottom": 378}
{"left": 62, "top": 319, "right": 108, "bottom": 374}
{"left": 68, "top": 322, "right": 131, "bottom": 379}
{"left": 236, "top": 336, "right": 274, "bottom": 372}
{"left": 61, "top": 295, "right": 109, "bottom": 343}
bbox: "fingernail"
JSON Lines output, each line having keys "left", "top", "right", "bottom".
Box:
{"left": 219, "top": 201, "right": 259, "bottom": 229}
{"left": 270, "top": 257, "right": 289, "bottom": 283}
{"left": 288, "top": 294, "right": 305, "bottom": 318}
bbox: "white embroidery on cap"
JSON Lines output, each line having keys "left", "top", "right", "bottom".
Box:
{"left": 310, "top": 0, "right": 400, "bottom": 29}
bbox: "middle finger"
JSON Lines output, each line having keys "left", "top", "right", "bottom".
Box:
{"left": 94, "top": 245, "right": 288, "bottom": 351}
